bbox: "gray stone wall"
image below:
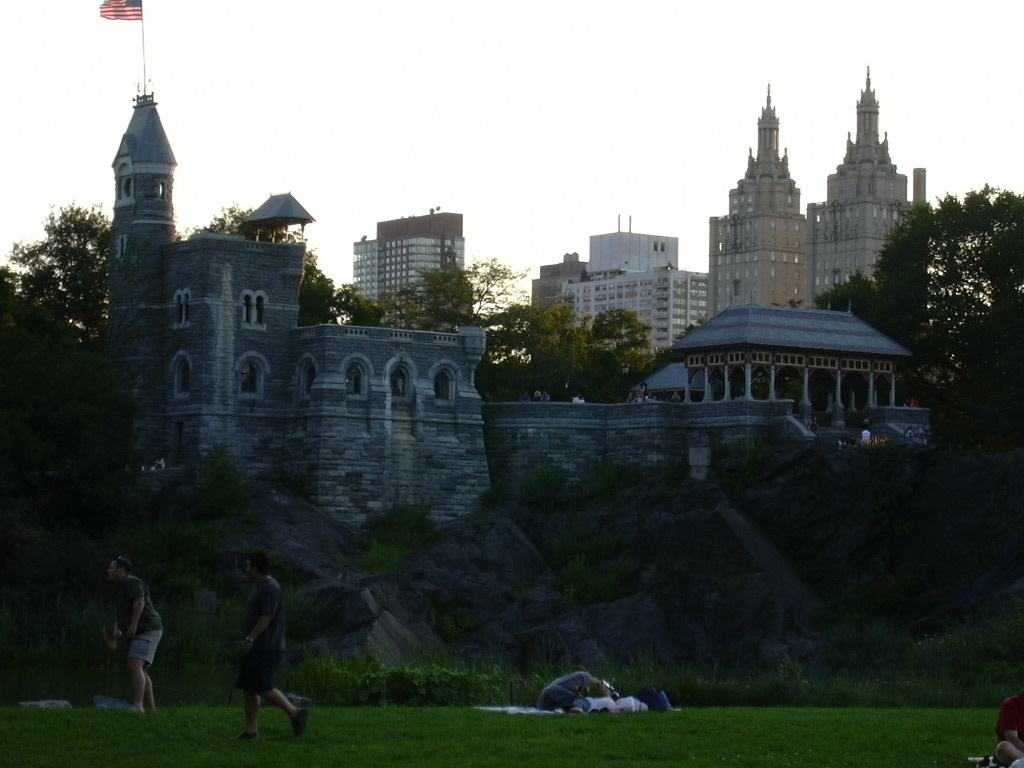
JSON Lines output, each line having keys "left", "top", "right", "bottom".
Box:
{"left": 483, "top": 399, "right": 796, "bottom": 492}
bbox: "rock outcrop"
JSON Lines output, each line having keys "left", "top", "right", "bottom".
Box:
{"left": 218, "top": 446, "right": 1024, "bottom": 670}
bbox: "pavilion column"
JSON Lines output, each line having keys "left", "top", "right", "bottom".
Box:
{"left": 800, "top": 366, "right": 811, "bottom": 421}
{"left": 724, "top": 365, "right": 732, "bottom": 401}
{"left": 683, "top": 368, "right": 692, "bottom": 403}
{"left": 868, "top": 373, "right": 876, "bottom": 408}
{"left": 744, "top": 363, "right": 753, "bottom": 401}
{"left": 890, "top": 373, "right": 897, "bottom": 407}
{"left": 768, "top": 364, "right": 777, "bottom": 401}
{"left": 833, "top": 369, "right": 845, "bottom": 424}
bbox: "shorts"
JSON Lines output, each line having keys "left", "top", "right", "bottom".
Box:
{"left": 236, "top": 651, "right": 283, "bottom": 694}
{"left": 128, "top": 630, "right": 162, "bottom": 665}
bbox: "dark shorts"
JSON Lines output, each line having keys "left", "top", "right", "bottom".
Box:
{"left": 235, "top": 651, "right": 283, "bottom": 694}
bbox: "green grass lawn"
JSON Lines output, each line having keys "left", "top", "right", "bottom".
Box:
{"left": 2, "top": 706, "right": 998, "bottom": 768}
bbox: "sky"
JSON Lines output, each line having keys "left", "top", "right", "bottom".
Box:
{"left": 3, "top": 0, "right": 1024, "bottom": 291}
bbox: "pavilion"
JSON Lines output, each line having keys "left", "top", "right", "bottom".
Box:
{"left": 671, "top": 305, "right": 913, "bottom": 426}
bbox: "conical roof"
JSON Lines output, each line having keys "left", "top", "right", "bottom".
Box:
{"left": 112, "top": 93, "right": 176, "bottom": 167}
{"left": 245, "top": 193, "right": 315, "bottom": 228}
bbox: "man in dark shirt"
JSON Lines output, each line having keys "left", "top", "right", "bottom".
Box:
{"left": 106, "top": 555, "right": 163, "bottom": 712}
{"left": 234, "top": 550, "right": 309, "bottom": 740}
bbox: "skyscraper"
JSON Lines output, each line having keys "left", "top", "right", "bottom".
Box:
{"left": 353, "top": 210, "right": 465, "bottom": 301}
{"left": 709, "top": 87, "right": 807, "bottom": 317}
{"left": 806, "top": 70, "right": 914, "bottom": 296}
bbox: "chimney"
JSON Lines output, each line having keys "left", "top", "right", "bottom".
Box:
{"left": 913, "top": 168, "right": 927, "bottom": 204}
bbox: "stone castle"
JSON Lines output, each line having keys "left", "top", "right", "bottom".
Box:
{"left": 108, "top": 94, "right": 490, "bottom": 524}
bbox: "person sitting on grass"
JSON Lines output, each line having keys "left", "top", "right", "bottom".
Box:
{"left": 536, "top": 671, "right": 611, "bottom": 713}
{"left": 995, "top": 695, "right": 1024, "bottom": 767}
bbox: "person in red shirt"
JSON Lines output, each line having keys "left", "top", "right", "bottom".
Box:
{"left": 996, "top": 696, "right": 1024, "bottom": 766}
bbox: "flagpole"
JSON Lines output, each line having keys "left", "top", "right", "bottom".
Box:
{"left": 141, "top": 6, "right": 148, "bottom": 94}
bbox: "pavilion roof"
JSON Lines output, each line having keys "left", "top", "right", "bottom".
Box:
{"left": 671, "top": 305, "right": 911, "bottom": 358}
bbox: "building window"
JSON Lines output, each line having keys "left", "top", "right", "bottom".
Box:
{"left": 302, "top": 361, "right": 316, "bottom": 397}
{"left": 434, "top": 371, "right": 451, "bottom": 400}
{"left": 241, "top": 290, "right": 268, "bottom": 328}
{"left": 240, "top": 360, "right": 260, "bottom": 394}
{"left": 346, "top": 364, "right": 363, "bottom": 395}
{"left": 175, "top": 358, "right": 190, "bottom": 393}
{"left": 390, "top": 367, "right": 408, "bottom": 397}
{"left": 174, "top": 289, "right": 191, "bottom": 326}
{"left": 122, "top": 176, "right": 132, "bottom": 198}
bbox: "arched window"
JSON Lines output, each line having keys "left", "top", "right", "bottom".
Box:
{"left": 302, "top": 361, "right": 316, "bottom": 397}
{"left": 175, "top": 358, "right": 190, "bottom": 393}
{"left": 434, "top": 371, "right": 451, "bottom": 400}
{"left": 346, "top": 364, "right": 363, "bottom": 395}
{"left": 121, "top": 176, "right": 132, "bottom": 199}
{"left": 390, "top": 367, "right": 407, "bottom": 397}
{"left": 240, "top": 361, "right": 260, "bottom": 394}
{"left": 243, "top": 294, "right": 253, "bottom": 324}
{"left": 255, "top": 295, "right": 265, "bottom": 324}
{"left": 175, "top": 290, "right": 191, "bottom": 326}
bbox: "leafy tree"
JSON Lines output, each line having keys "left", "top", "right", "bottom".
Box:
{"left": 388, "top": 265, "right": 474, "bottom": 331}
{"left": 872, "top": 188, "right": 1024, "bottom": 449}
{"left": 297, "top": 250, "right": 338, "bottom": 326}
{"left": 385, "top": 259, "right": 527, "bottom": 332}
{"left": 334, "top": 283, "right": 386, "bottom": 326}
{"left": 813, "top": 272, "right": 880, "bottom": 326}
{"left": 0, "top": 291, "right": 136, "bottom": 534}
{"left": 8, "top": 204, "right": 112, "bottom": 348}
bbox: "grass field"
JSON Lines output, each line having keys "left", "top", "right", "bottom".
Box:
{"left": 3, "top": 705, "right": 997, "bottom": 768}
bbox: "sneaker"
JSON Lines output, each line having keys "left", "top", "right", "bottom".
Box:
{"left": 234, "top": 731, "right": 258, "bottom": 741}
{"left": 292, "top": 708, "right": 309, "bottom": 737}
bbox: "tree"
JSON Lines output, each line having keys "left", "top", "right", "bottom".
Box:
{"left": 813, "top": 272, "right": 880, "bottom": 326}
{"left": 297, "top": 250, "right": 338, "bottom": 326}
{"left": 8, "top": 204, "right": 112, "bottom": 347}
{"left": 386, "top": 259, "right": 528, "bottom": 332}
{"left": 334, "top": 284, "right": 386, "bottom": 326}
{"left": 872, "top": 188, "right": 1024, "bottom": 449}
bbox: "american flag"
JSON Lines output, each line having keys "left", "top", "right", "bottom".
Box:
{"left": 100, "top": 0, "right": 143, "bottom": 21}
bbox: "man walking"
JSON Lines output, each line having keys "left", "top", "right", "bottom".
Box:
{"left": 235, "top": 550, "right": 309, "bottom": 740}
{"left": 106, "top": 555, "right": 162, "bottom": 712}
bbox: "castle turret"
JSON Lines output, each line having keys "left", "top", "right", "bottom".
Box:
{"left": 108, "top": 93, "right": 177, "bottom": 464}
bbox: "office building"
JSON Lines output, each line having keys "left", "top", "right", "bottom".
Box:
{"left": 353, "top": 210, "right": 465, "bottom": 301}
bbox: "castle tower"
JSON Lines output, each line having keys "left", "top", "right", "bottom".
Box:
{"left": 806, "top": 69, "right": 912, "bottom": 296}
{"left": 108, "top": 93, "right": 177, "bottom": 464}
{"left": 709, "top": 86, "right": 807, "bottom": 316}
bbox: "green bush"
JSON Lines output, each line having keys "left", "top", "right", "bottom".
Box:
{"left": 358, "top": 505, "right": 440, "bottom": 573}
{"left": 194, "top": 445, "right": 249, "bottom": 521}
{"left": 292, "top": 658, "right": 506, "bottom": 706}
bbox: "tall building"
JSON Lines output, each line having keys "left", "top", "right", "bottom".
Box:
{"left": 807, "top": 69, "right": 916, "bottom": 296}
{"left": 562, "top": 230, "right": 709, "bottom": 351}
{"left": 532, "top": 252, "right": 587, "bottom": 308}
{"left": 353, "top": 210, "right": 465, "bottom": 301}
{"left": 709, "top": 87, "right": 807, "bottom": 317}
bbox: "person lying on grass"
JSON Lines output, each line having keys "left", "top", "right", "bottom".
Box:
{"left": 536, "top": 671, "right": 613, "bottom": 714}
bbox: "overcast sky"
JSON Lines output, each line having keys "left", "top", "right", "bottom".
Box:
{"left": 3, "top": 0, "right": 1022, "bottom": 289}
